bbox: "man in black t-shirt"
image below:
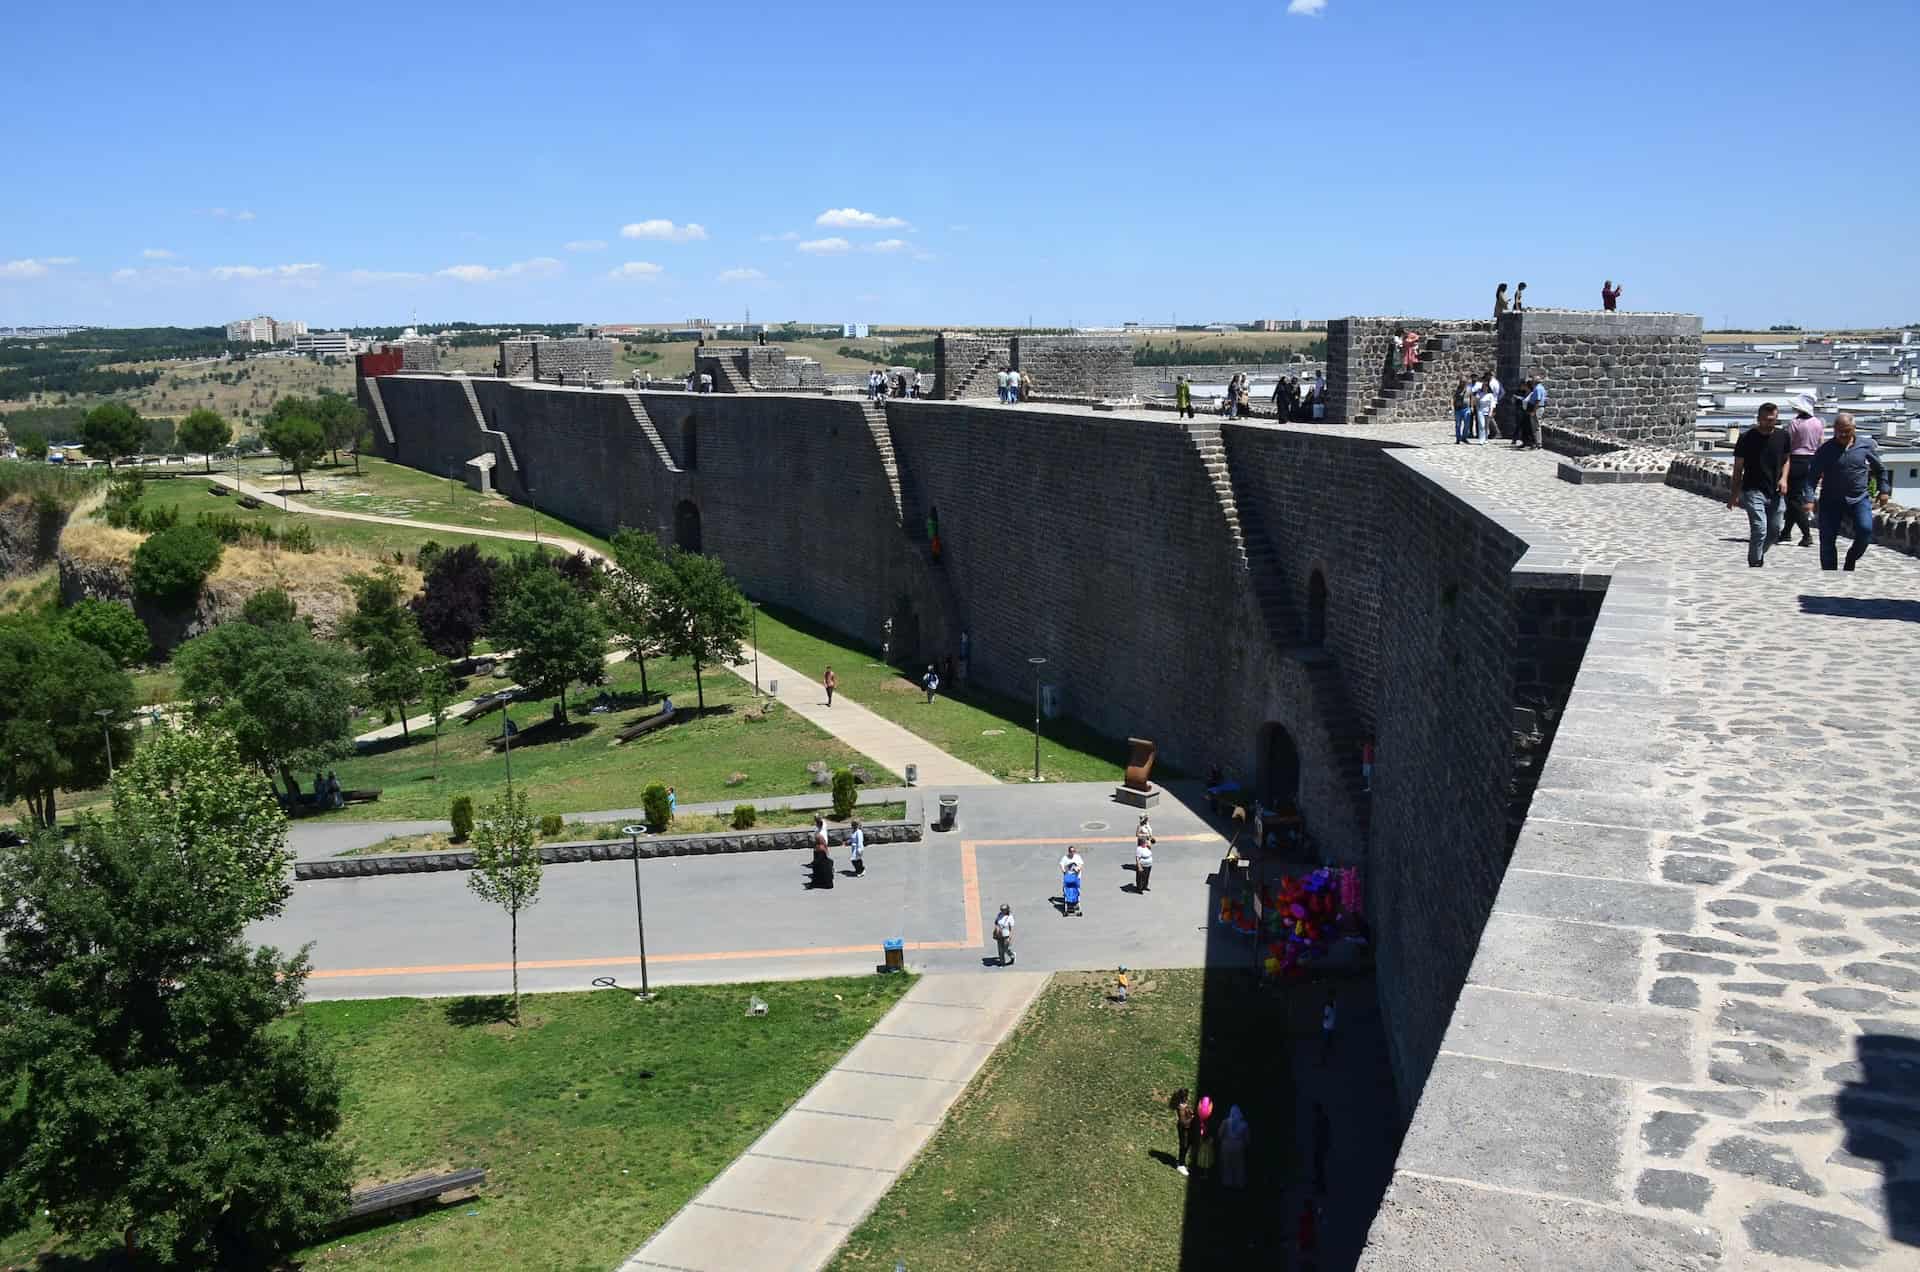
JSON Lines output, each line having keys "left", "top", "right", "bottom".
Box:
{"left": 1729, "top": 402, "right": 1791, "bottom": 567}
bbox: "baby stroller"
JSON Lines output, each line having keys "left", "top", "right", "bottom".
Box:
{"left": 1062, "top": 870, "right": 1082, "bottom": 916}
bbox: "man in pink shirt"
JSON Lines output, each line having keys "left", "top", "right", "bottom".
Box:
{"left": 1781, "top": 392, "right": 1825, "bottom": 547}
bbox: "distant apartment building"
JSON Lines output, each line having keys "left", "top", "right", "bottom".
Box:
{"left": 224, "top": 314, "right": 308, "bottom": 343}
{"left": 292, "top": 330, "right": 353, "bottom": 357}
{"left": 1260, "top": 319, "right": 1328, "bottom": 332}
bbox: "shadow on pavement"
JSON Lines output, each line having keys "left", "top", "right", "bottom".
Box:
{"left": 1835, "top": 1033, "right": 1920, "bottom": 1248}
{"left": 1798, "top": 595, "right": 1920, "bottom": 623}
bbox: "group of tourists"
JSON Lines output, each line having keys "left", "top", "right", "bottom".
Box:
{"left": 1451, "top": 371, "right": 1546, "bottom": 448}
{"left": 996, "top": 368, "right": 1023, "bottom": 403}
{"left": 803, "top": 812, "right": 866, "bottom": 888}
{"left": 868, "top": 368, "right": 925, "bottom": 400}
{"left": 1730, "top": 395, "right": 1889, "bottom": 571}
{"left": 1171, "top": 370, "right": 1325, "bottom": 422}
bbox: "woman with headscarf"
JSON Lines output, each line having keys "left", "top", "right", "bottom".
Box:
{"left": 1192, "top": 1095, "right": 1217, "bottom": 1180}
{"left": 1219, "top": 1105, "right": 1251, "bottom": 1188}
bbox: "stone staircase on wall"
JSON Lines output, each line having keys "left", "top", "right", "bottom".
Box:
{"left": 856, "top": 402, "right": 905, "bottom": 522}
{"left": 708, "top": 355, "right": 751, "bottom": 394}
{"left": 364, "top": 377, "right": 395, "bottom": 443}
{"left": 946, "top": 350, "right": 1000, "bottom": 401}
{"left": 619, "top": 392, "right": 683, "bottom": 473}
{"left": 458, "top": 376, "right": 519, "bottom": 472}
{"left": 1350, "top": 333, "right": 1460, "bottom": 430}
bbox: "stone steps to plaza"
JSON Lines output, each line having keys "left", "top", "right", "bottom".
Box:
{"left": 619, "top": 391, "right": 684, "bottom": 473}
{"left": 856, "top": 402, "right": 904, "bottom": 522}
{"left": 457, "top": 375, "right": 518, "bottom": 472}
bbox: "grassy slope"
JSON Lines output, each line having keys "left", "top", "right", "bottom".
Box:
{"left": 329, "top": 652, "right": 896, "bottom": 821}
{"left": 751, "top": 604, "right": 1127, "bottom": 784}
{"left": 828, "top": 970, "right": 1300, "bottom": 1271}
{"left": 0, "top": 978, "right": 914, "bottom": 1271}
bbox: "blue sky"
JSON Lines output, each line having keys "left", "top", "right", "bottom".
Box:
{"left": 5, "top": 0, "right": 1915, "bottom": 330}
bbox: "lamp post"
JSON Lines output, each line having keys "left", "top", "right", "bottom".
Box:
{"left": 500, "top": 710, "right": 514, "bottom": 792}
{"left": 751, "top": 600, "right": 762, "bottom": 696}
{"left": 621, "top": 825, "right": 654, "bottom": 1000}
{"left": 94, "top": 709, "right": 115, "bottom": 778}
{"left": 1027, "top": 656, "right": 1047, "bottom": 783}
{"left": 528, "top": 484, "right": 541, "bottom": 547}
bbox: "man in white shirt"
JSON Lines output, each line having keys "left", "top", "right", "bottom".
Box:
{"left": 996, "top": 368, "right": 1010, "bottom": 403}
{"left": 1007, "top": 368, "right": 1021, "bottom": 404}
{"left": 1134, "top": 837, "right": 1154, "bottom": 893}
{"left": 1480, "top": 368, "right": 1503, "bottom": 441}
{"left": 848, "top": 818, "right": 866, "bottom": 877}
{"left": 1059, "top": 846, "right": 1085, "bottom": 877}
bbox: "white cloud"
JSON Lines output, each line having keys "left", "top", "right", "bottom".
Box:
{"left": 870, "top": 239, "right": 908, "bottom": 253}
{"left": 718, "top": 267, "right": 766, "bottom": 283}
{"left": 210, "top": 262, "right": 323, "bottom": 280}
{"left": 111, "top": 268, "right": 138, "bottom": 282}
{"left": 1, "top": 259, "right": 51, "bottom": 279}
{"left": 44, "top": 256, "right": 77, "bottom": 265}
{"left": 797, "top": 237, "right": 851, "bottom": 255}
{"left": 758, "top": 230, "right": 801, "bottom": 242}
{"left": 142, "top": 248, "right": 176, "bottom": 260}
{"left": 110, "top": 265, "right": 195, "bottom": 285}
{"left": 435, "top": 257, "right": 563, "bottom": 283}
{"left": 816, "top": 207, "right": 908, "bottom": 230}
{"left": 208, "top": 207, "right": 257, "bottom": 221}
{"left": 346, "top": 268, "right": 428, "bottom": 284}
{"left": 564, "top": 239, "right": 607, "bottom": 252}
{"left": 608, "top": 261, "right": 665, "bottom": 281}
{"left": 1286, "top": 0, "right": 1327, "bottom": 14}
{"left": 620, "top": 219, "right": 708, "bottom": 242}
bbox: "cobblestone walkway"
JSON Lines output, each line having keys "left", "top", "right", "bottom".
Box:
{"left": 1350, "top": 423, "right": 1920, "bottom": 1269}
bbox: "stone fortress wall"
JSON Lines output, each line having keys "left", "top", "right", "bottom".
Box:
{"left": 498, "top": 336, "right": 616, "bottom": 383}
{"left": 930, "top": 333, "right": 1131, "bottom": 401}
{"left": 1328, "top": 311, "right": 1701, "bottom": 449}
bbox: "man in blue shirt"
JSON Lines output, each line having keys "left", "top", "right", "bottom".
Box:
{"left": 1805, "top": 412, "right": 1888, "bottom": 572}
{"left": 1515, "top": 377, "right": 1547, "bottom": 450}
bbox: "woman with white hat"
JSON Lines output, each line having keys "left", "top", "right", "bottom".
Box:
{"left": 1783, "top": 392, "right": 1824, "bottom": 548}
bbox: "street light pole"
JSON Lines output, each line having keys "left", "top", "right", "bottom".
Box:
{"left": 1028, "top": 656, "right": 1047, "bottom": 783}
{"left": 501, "top": 711, "right": 513, "bottom": 792}
{"left": 751, "top": 600, "right": 761, "bottom": 696}
{"left": 621, "top": 825, "right": 654, "bottom": 1000}
{"left": 94, "top": 709, "right": 115, "bottom": 778}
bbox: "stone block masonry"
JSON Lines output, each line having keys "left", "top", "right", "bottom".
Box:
{"left": 933, "top": 333, "right": 1012, "bottom": 399}
{"left": 1497, "top": 309, "right": 1701, "bottom": 449}
{"left": 1010, "top": 334, "right": 1133, "bottom": 401}
{"left": 1324, "top": 318, "right": 1495, "bottom": 426}
{"left": 498, "top": 336, "right": 616, "bottom": 383}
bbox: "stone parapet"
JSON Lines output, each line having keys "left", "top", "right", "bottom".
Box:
{"left": 1498, "top": 310, "right": 1701, "bottom": 449}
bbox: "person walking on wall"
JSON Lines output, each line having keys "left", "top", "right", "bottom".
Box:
{"left": 993, "top": 903, "right": 1015, "bottom": 965}
{"left": 1480, "top": 367, "right": 1503, "bottom": 441}
{"left": 1602, "top": 279, "right": 1623, "bottom": 311}
{"left": 1134, "top": 836, "right": 1154, "bottom": 893}
{"left": 1729, "top": 402, "right": 1791, "bottom": 567}
{"left": 1176, "top": 374, "right": 1194, "bottom": 419}
{"left": 1807, "top": 411, "right": 1888, "bottom": 572}
{"left": 996, "top": 367, "right": 1010, "bottom": 403}
{"left": 911, "top": 369, "right": 925, "bottom": 399}
{"left": 922, "top": 663, "right": 940, "bottom": 704}
{"left": 1512, "top": 281, "right": 1528, "bottom": 312}
{"left": 1400, "top": 328, "right": 1421, "bottom": 374}
{"left": 848, "top": 817, "right": 865, "bottom": 876}
{"left": 1516, "top": 376, "right": 1546, "bottom": 449}
{"left": 1453, "top": 375, "right": 1472, "bottom": 444}
{"left": 823, "top": 665, "right": 837, "bottom": 707}
{"left": 1470, "top": 374, "right": 1494, "bottom": 445}
{"left": 1493, "top": 282, "right": 1509, "bottom": 317}
{"left": 1782, "top": 392, "right": 1824, "bottom": 547}
{"left": 1007, "top": 366, "right": 1021, "bottom": 404}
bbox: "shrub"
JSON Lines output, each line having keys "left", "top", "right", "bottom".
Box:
{"left": 731, "top": 803, "right": 757, "bottom": 830}
{"left": 101, "top": 472, "right": 145, "bottom": 528}
{"left": 129, "top": 523, "right": 223, "bottom": 606}
{"left": 539, "top": 812, "right": 564, "bottom": 838}
{"left": 831, "top": 768, "right": 859, "bottom": 819}
{"left": 241, "top": 588, "right": 297, "bottom": 627}
{"left": 64, "top": 598, "right": 151, "bottom": 667}
{"left": 642, "top": 782, "right": 671, "bottom": 833}
{"left": 277, "top": 522, "right": 316, "bottom": 553}
{"left": 416, "top": 540, "right": 444, "bottom": 572}
{"left": 450, "top": 795, "right": 475, "bottom": 842}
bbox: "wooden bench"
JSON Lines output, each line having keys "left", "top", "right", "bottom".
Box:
{"left": 207, "top": 484, "right": 229, "bottom": 496}
{"left": 237, "top": 495, "right": 262, "bottom": 510}
{"left": 346, "top": 1167, "right": 486, "bottom": 1223}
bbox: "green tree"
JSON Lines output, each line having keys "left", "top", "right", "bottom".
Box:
{"left": 130, "top": 523, "right": 223, "bottom": 607}
{"left": 342, "top": 567, "right": 427, "bottom": 741}
{"left": 176, "top": 408, "right": 232, "bottom": 472}
{"left": 312, "top": 392, "right": 365, "bottom": 466}
{"left": 0, "top": 617, "right": 136, "bottom": 827}
{"left": 602, "top": 529, "right": 668, "bottom": 701}
{"left": 16, "top": 429, "right": 48, "bottom": 461}
{"left": 263, "top": 411, "right": 325, "bottom": 492}
{"left": 423, "top": 656, "right": 455, "bottom": 784}
{"left": 465, "top": 786, "right": 542, "bottom": 1026}
{"left": 240, "top": 587, "right": 297, "bottom": 627}
{"left": 650, "top": 547, "right": 750, "bottom": 712}
{"left": 173, "top": 619, "right": 358, "bottom": 801}
{"left": 80, "top": 401, "right": 148, "bottom": 465}
{"left": 351, "top": 423, "right": 373, "bottom": 475}
{"left": 64, "top": 597, "right": 151, "bottom": 667}
{"left": 0, "top": 728, "right": 351, "bottom": 1265}
{"left": 493, "top": 564, "right": 608, "bottom": 723}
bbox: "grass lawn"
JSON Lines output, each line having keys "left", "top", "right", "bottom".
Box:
{"left": 751, "top": 604, "right": 1131, "bottom": 784}
{"left": 327, "top": 652, "right": 896, "bottom": 821}
{"left": 127, "top": 468, "right": 571, "bottom": 565}
{"left": 828, "top": 969, "right": 1301, "bottom": 1271}
{"left": 0, "top": 977, "right": 914, "bottom": 1271}
{"left": 128, "top": 664, "right": 181, "bottom": 707}
{"left": 346, "top": 802, "right": 908, "bottom": 856}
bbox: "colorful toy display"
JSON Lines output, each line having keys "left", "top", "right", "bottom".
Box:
{"left": 1220, "top": 866, "right": 1364, "bottom": 980}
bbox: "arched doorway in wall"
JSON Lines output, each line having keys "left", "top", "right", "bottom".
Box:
{"left": 1257, "top": 722, "right": 1302, "bottom": 812}
{"left": 1307, "top": 569, "right": 1328, "bottom": 646}
{"left": 674, "top": 500, "right": 702, "bottom": 553}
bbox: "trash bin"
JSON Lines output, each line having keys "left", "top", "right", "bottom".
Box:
{"left": 937, "top": 794, "right": 958, "bottom": 832}
{"left": 905, "top": 763, "right": 918, "bottom": 786}
{"left": 883, "top": 938, "right": 905, "bottom": 972}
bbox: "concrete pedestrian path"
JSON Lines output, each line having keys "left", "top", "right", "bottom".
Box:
{"left": 618, "top": 970, "right": 1047, "bottom": 1272}
{"left": 730, "top": 648, "right": 996, "bottom": 787}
